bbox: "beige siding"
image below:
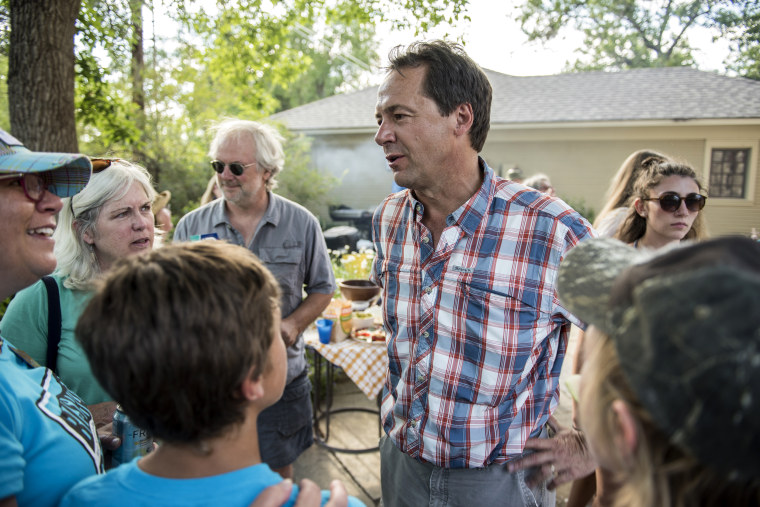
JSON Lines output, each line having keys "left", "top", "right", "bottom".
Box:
{"left": 306, "top": 124, "right": 760, "bottom": 237}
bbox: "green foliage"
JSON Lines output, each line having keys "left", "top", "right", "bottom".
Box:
{"left": 712, "top": 0, "right": 760, "bottom": 79}
{"left": 329, "top": 248, "right": 376, "bottom": 281}
{"left": 4, "top": 0, "right": 473, "bottom": 215}
{"left": 270, "top": 3, "right": 379, "bottom": 112}
{"left": 76, "top": 53, "right": 141, "bottom": 149}
{"left": 562, "top": 196, "right": 596, "bottom": 225}
{"left": 0, "top": 296, "right": 10, "bottom": 320}
{"left": 516, "top": 0, "right": 746, "bottom": 72}
{"left": 275, "top": 128, "right": 339, "bottom": 215}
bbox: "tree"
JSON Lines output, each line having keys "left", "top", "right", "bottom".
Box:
{"left": 713, "top": 0, "right": 760, "bottom": 78}
{"left": 5, "top": 0, "right": 472, "bottom": 214}
{"left": 8, "top": 0, "right": 80, "bottom": 151}
{"left": 516, "top": 0, "right": 757, "bottom": 75}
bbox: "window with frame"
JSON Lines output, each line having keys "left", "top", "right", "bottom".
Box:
{"left": 709, "top": 148, "right": 750, "bottom": 198}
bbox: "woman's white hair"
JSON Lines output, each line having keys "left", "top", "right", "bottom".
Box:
{"left": 54, "top": 159, "right": 156, "bottom": 290}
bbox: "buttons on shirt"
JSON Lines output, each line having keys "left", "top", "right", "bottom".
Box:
{"left": 422, "top": 235, "right": 429, "bottom": 244}
{"left": 410, "top": 420, "right": 418, "bottom": 429}
{"left": 422, "top": 331, "right": 429, "bottom": 338}
{"left": 424, "top": 286, "right": 432, "bottom": 294}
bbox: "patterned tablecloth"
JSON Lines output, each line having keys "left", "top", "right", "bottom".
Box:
{"left": 305, "top": 330, "right": 388, "bottom": 399}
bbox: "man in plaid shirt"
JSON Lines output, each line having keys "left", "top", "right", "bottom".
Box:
{"left": 371, "top": 41, "right": 595, "bottom": 506}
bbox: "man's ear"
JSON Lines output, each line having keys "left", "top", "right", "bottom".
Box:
{"left": 612, "top": 399, "right": 638, "bottom": 460}
{"left": 241, "top": 367, "right": 264, "bottom": 402}
{"left": 633, "top": 198, "right": 647, "bottom": 218}
{"left": 453, "top": 103, "right": 474, "bottom": 137}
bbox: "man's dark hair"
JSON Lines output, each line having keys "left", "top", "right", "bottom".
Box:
{"left": 387, "top": 40, "right": 492, "bottom": 152}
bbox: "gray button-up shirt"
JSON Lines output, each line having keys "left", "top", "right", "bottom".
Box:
{"left": 175, "top": 194, "right": 336, "bottom": 383}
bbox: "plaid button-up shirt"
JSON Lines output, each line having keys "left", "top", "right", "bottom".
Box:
{"left": 370, "top": 162, "right": 594, "bottom": 468}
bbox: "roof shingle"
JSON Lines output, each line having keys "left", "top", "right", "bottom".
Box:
{"left": 270, "top": 67, "right": 760, "bottom": 131}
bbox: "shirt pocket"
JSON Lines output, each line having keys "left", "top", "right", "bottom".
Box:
{"left": 450, "top": 281, "right": 551, "bottom": 406}
{"left": 378, "top": 258, "right": 418, "bottom": 331}
{"left": 258, "top": 245, "right": 303, "bottom": 296}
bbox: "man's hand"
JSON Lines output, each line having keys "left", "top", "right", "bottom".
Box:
{"left": 280, "top": 318, "right": 300, "bottom": 347}
{"left": 507, "top": 416, "right": 596, "bottom": 490}
{"left": 249, "top": 479, "right": 349, "bottom": 507}
{"left": 96, "top": 422, "right": 121, "bottom": 451}
{"left": 87, "top": 401, "right": 121, "bottom": 466}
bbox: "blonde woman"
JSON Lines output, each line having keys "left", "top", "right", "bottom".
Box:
{"left": 1, "top": 159, "right": 156, "bottom": 404}
{"left": 200, "top": 174, "right": 222, "bottom": 206}
{"left": 594, "top": 150, "right": 668, "bottom": 238}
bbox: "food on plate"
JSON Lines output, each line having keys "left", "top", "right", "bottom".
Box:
{"left": 352, "top": 326, "right": 386, "bottom": 343}
{"left": 352, "top": 311, "right": 375, "bottom": 330}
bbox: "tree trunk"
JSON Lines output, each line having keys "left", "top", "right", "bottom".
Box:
{"left": 130, "top": 0, "right": 153, "bottom": 178}
{"left": 9, "top": 0, "right": 80, "bottom": 152}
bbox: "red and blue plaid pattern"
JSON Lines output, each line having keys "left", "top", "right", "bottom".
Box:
{"left": 371, "top": 162, "right": 595, "bottom": 468}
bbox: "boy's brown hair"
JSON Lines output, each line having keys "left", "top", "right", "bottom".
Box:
{"left": 76, "top": 241, "right": 281, "bottom": 443}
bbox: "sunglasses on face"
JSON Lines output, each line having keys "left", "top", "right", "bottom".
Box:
{"left": 210, "top": 160, "right": 256, "bottom": 176}
{"left": 0, "top": 172, "right": 49, "bottom": 203}
{"left": 643, "top": 192, "right": 707, "bottom": 213}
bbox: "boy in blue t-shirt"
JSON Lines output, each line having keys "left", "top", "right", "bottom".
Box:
{"left": 61, "top": 241, "right": 362, "bottom": 507}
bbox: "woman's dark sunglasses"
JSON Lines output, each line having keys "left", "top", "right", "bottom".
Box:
{"left": 643, "top": 192, "right": 707, "bottom": 213}
{"left": 210, "top": 160, "right": 256, "bottom": 176}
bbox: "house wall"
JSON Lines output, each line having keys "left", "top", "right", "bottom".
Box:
{"left": 304, "top": 123, "right": 760, "bottom": 237}
{"left": 306, "top": 133, "right": 390, "bottom": 222}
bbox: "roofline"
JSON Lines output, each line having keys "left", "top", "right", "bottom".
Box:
{"left": 289, "top": 117, "right": 760, "bottom": 136}
{"left": 490, "top": 118, "right": 760, "bottom": 129}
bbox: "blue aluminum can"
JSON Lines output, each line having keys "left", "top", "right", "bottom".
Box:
{"left": 111, "top": 404, "right": 153, "bottom": 466}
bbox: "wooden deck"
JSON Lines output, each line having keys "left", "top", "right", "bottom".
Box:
{"left": 294, "top": 327, "right": 583, "bottom": 506}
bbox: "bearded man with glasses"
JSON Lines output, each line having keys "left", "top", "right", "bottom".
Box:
{"left": 174, "top": 119, "right": 335, "bottom": 480}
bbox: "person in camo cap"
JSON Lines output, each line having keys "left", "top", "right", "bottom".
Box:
{"left": 557, "top": 236, "right": 760, "bottom": 506}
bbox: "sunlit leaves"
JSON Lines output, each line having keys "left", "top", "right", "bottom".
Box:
{"left": 516, "top": 0, "right": 742, "bottom": 72}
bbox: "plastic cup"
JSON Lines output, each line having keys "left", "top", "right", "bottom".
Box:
{"left": 316, "top": 318, "right": 333, "bottom": 344}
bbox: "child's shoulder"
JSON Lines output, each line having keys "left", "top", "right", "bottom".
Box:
{"left": 60, "top": 461, "right": 134, "bottom": 506}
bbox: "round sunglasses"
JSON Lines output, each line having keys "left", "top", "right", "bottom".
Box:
{"left": 642, "top": 192, "right": 707, "bottom": 213}
{"left": 210, "top": 160, "right": 256, "bottom": 176}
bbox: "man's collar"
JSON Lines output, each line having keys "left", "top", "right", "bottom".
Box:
{"left": 216, "top": 191, "right": 280, "bottom": 227}
{"left": 448, "top": 158, "right": 493, "bottom": 236}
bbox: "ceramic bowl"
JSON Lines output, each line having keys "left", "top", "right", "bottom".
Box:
{"left": 338, "top": 279, "right": 380, "bottom": 302}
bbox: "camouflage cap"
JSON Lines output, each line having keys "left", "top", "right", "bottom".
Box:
{"left": 558, "top": 236, "right": 760, "bottom": 481}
